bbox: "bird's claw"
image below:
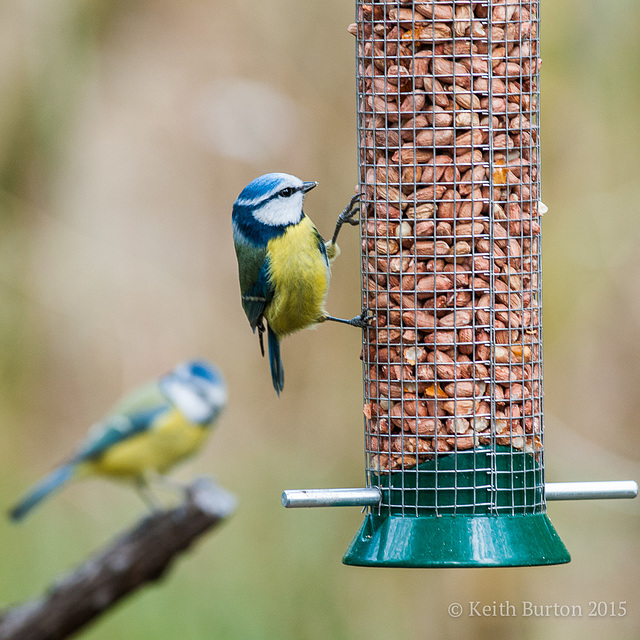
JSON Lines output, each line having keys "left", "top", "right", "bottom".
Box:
{"left": 330, "top": 194, "right": 362, "bottom": 246}
{"left": 339, "top": 193, "right": 362, "bottom": 226}
{"left": 321, "top": 308, "right": 375, "bottom": 328}
{"left": 351, "top": 309, "right": 375, "bottom": 329}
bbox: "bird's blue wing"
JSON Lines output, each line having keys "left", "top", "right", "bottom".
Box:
{"left": 234, "top": 241, "right": 274, "bottom": 330}
{"left": 73, "top": 406, "right": 168, "bottom": 462}
{"left": 241, "top": 260, "right": 274, "bottom": 330}
{"left": 72, "top": 381, "right": 170, "bottom": 462}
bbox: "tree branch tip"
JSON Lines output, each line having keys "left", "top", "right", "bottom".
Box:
{"left": 185, "top": 476, "right": 237, "bottom": 518}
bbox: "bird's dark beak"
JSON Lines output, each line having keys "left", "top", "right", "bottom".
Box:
{"left": 301, "top": 181, "right": 318, "bottom": 194}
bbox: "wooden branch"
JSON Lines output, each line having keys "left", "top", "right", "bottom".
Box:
{"left": 0, "top": 477, "right": 236, "bottom": 640}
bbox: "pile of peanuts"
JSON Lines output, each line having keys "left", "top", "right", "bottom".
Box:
{"left": 353, "top": 1, "right": 544, "bottom": 472}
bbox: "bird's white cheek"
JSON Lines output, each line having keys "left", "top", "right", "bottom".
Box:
{"left": 208, "top": 385, "right": 227, "bottom": 411}
{"left": 253, "top": 194, "right": 303, "bottom": 226}
{"left": 165, "top": 381, "right": 212, "bottom": 424}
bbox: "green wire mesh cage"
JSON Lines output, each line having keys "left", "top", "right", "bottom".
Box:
{"left": 343, "top": 0, "right": 570, "bottom": 567}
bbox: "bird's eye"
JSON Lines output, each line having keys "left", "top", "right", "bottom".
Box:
{"left": 279, "top": 187, "right": 295, "bottom": 197}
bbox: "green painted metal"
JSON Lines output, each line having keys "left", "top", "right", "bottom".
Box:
{"left": 343, "top": 513, "right": 570, "bottom": 567}
{"left": 343, "top": 448, "right": 570, "bottom": 567}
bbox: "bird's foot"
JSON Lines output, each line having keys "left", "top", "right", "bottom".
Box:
{"left": 322, "top": 309, "right": 375, "bottom": 328}
{"left": 349, "top": 309, "right": 376, "bottom": 328}
{"left": 338, "top": 193, "right": 361, "bottom": 226}
{"left": 330, "top": 193, "right": 362, "bottom": 245}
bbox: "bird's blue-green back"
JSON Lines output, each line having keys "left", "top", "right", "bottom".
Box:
{"left": 73, "top": 380, "right": 169, "bottom": 463}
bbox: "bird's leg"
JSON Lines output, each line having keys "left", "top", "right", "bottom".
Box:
{"left": 151, "top": 472, "right": 189, "bottom": 496}
{"left": 321, "top": 309, "right": 375, "bottom": 328}
{"left": 136, "top": 472, "right": 189, "bottom": 513}
{"left": 135, "top": 477, "right": 164, "bottom": 514}
{"left": 328, "top": 193, "right": 361, "bottom": 247}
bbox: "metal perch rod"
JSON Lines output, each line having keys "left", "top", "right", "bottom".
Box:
{"left": 282, "top": 481, "right": 638, "bottom": 508}
{"left": 545, "top": 481, "right": 638, "bottom": 501}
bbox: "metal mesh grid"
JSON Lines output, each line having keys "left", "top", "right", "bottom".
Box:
{"left": 355, "top": 0, "right": 544, "bottom": 516}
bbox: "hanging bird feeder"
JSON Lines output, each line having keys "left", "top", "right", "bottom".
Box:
{"left": 283, "top": 0, "right": 637, "bottom": 567}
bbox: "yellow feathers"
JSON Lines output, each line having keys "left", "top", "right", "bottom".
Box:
{"left": 86, "top": 409, "right": 211, "bottom": 478}
{"left": 265, "top": 216, "right": 331, "bottom": 337}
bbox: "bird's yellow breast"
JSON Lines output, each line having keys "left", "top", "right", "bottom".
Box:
{"left": 265, "top": 216, "right": 330, "bottom": 336}
{"left": 87, "top": 409, "right": 210, "bottom": 479}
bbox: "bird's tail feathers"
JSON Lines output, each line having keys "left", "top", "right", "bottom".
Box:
{"left": 9, "top": 464, "right": 76, "bottom": 521}
{"left": 267, "top": 326, "right": 284, "bottom": 395}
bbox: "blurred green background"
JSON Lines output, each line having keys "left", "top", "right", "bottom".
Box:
{"left": 1, "top": 1, "right": 639, "bottom": 638}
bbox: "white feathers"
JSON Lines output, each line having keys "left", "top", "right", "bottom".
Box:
{"left": 161, "top": 364, "right": 227, "bottom": 425}
{"left": 163, "top": 378, "right": 217, "bottom": 424}
{"left": 252, "top": 191, "right": 305, "bottom": 227}
{"left": 204, "top": 382, "right": 228, "bottom": 413}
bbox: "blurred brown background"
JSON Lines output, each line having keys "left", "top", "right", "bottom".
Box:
{"left": 1, "top": 1, "right": 638, "bottom": 638}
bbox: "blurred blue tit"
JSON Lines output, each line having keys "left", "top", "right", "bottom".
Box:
{"left": 9, "top": 360, "right": 226, "bottom": 521}
{"left": 232, "top": 172, "right": 369, "bottom": 395}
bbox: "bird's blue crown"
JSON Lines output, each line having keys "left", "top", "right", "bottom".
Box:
{"left": 235, "top": 173, "right": 294, "bottom": 208}
{"left": 184, "top": 359, "right": 222, "bottom": 386}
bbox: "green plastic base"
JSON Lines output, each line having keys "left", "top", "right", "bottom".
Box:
{"left": 343, "top": 513, "right": 571, "bottom": 567}
{"left": 343, "top": 448, "right": 570, "bottom": 567}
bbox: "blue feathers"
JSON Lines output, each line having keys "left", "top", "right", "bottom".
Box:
{"left": 241, "top": 260, "right": 274, "bottom": 331}
{"left": 235, "top": 173, "right": 289, "bottom": 206}
{"left": 232, "top": 206, "right": 284, "bottom": 247}
{"left": 187, "top": 360, "right": 219, "bottom": 384}
{"left": 74, "top": 407, "right": 167, "bottom": 462}
{"left": 267, "top": 325, "right": 284, "bottom": 396}
{"left": 9, "top": 464, "right": 76, "bottom": 521}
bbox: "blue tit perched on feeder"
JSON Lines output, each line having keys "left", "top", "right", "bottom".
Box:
{"left": 232, "top": 172, "right": 368, "bottom": 395}
{"left": 9, "top": 360, "right": 226, "bottom": 521}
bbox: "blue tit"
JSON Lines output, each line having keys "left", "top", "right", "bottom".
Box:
{"left": 9, "top": 359, "right": 226, "bottom": 521}
{"left": 232, "top": 172, "right": 368, "bottom": 395}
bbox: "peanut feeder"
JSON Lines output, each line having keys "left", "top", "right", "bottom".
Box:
{"left": 282, "top": 0, "right": 637, "bottom": 567}
{"left": 340, "top": 0, "right": 571, "bottom": 567}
